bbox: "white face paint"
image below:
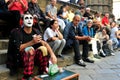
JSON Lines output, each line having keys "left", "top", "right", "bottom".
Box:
{"left": 23, "top": 14, "right": 33, "bottom": 27}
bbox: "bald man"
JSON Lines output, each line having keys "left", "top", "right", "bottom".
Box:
{"left": 63, "top": 15, "right": 94, "bottom": 67}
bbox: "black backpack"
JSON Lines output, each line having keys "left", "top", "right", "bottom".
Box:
{"left": 102, "top": 44, "right": 112, "bottom": 56}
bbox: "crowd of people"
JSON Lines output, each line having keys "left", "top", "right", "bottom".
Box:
{"left": 1, "top": 0, "right": 120, "bottom": 80}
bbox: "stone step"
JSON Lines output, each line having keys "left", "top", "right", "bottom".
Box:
{"left": 0, "top": 64, "right": 10, "bottom": 80}
{"left": 0, "top": 39, "right": 76, "bottom": 66}
{"left": 0, "top": 40, "right": 9, "bottom": 50}
{"left": 0, "top": 48, "right": 75, "bottom": 66}
{"left": 0, "top": 50, "right": 7, "bottom": 65}
{"left": 0, "top": 64, "right": 18, "bottom": 80}
{"left": 0, "top": 51, "right": 75, "bottom": 80}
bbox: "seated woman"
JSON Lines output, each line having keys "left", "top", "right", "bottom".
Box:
{"left": 82, "top": 19, "right": 103, "bottom": 59}
{"left": 57, "top": 4, "right": 69, "bottom": 25}
{"left": 95, "top": 27, "right": 115, "bottom": 56}
{"left": 43, "top": 20, "right": 66, "bottom": 58}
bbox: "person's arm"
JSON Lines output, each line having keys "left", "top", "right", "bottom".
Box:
{"left": 20, "top": 40, "right": 34, "bottom": 51}
{"left": 19, "top": 0, "right": 28, "bottom": 10}
{"left": 46, "top": 5, "right": 53, "bottom": 18}
{"left": 8, "top": 0, "right": 14, "bottom": 8}
{"left": 56, "top": 27, "right": 63, "bottom": 40}
{"left": 105, "top": 34, "right": 109, "bottom": 40}
{"left": 75, "top": 36, "right": 91, "bottom": 41}
{"left": 5, "top": 0, "right": 9, "bottom": 3}
{"left": 116, "top": 30, "right": 120, "bottom": 39}
{"left": 40, "top": 40, "right": 57, "bottom": 64}
{"left": 76, "top": 26, "right": 91, "bottom": 41}
{"left": 20, "top": 34, "right": 57, "bottom": 64}
{"left": 45, "top": 28, "right": 60, "bottom": 41}
{"left": 20, "top": 34, "right": 41, "bottom": 51}
{"left": 46, "top": 5, "right": 57, "bottom": 20}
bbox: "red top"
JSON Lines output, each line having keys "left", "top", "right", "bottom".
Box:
{"left": 102, "top": 16, "right": 109, "bottom": 26}
{"left": 9, "top": 0, "right": 28, "bottom": 15}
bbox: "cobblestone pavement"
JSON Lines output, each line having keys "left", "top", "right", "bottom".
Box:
{"left": 64, "top": 50, "right": 120, "bottom": 80}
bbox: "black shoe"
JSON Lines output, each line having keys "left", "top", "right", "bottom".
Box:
{"left": 56, "top": 54, "right": 64, "bottom": 59}
{"left": 22, "top": 75, "right": 33, "bottom": 80}
{"left": 83, "top": 58, "right": 94, "bottom": 63}
{"left": 75, "top": 59, "right": 86, "bottom": 67}
{"left": 99, "top": 52, "right": 106, "bottom": 57}
{"left": 9, "top": 69, "right": 17, "bottom": 76}
{"left": 94, "top": 54, "right": 101, "bottom": 59}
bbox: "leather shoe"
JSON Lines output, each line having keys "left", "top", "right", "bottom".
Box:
{"left": 56, "top": 54, "right": 64, "bottom": 59}
{"left": 75, "top": 59, "right": 86, "bottom": 67}
{"left": 83, "top": 58, "right": 94, "bottom": 63}
{"left": 99, "top": 52, "right": 106, "bottom": 57}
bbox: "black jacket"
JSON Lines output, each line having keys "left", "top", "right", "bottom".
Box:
{"left": 0, "top": 0, "right": 8, "bottom": 12}
{"left": 28, "top": 2, "right": 46, "bottom": 20}
{"left": 6, "top": 27, "right": 41, "bottom": 69}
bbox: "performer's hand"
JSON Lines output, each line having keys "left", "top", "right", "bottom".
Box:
{"left": 50, "top": 54, "right": 57, "bottom": 64}
{"left": 32, "top": 34, "right": 42, "bottom": 44}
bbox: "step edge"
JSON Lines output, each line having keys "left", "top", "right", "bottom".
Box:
{"left": 0, "top": 64, "right": 10, "bottom": 74}
{"left": 0, "top": 49, "right": 7, "bottom": 54}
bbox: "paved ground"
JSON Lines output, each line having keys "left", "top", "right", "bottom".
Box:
{"left": 64, "top": 50, "right": 120, "bottom": 80}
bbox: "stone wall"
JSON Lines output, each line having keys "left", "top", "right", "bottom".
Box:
{"left": 86, "top": 0, "right": 113, "bottom": 13}
{"left": 37, "top": 0, "right": 112, "bottom": 14}
{"left": 37, "top": 0, "right": 82, "bottom": 13}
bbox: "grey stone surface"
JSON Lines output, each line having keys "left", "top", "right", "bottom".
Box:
{"left": 64, "top": 51, "right": 120, "bottom": 80}
{"left": 0, "top": 50, "right": 7, "bottom": 65}
{"left": 0, "top": 40, "right": 8, "bottom": 50}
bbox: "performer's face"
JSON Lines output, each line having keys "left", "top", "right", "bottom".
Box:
{"left": 23, "top": 14, "right": 33, "bottom": 27}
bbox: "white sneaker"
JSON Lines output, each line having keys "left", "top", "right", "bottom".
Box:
{"left": 111, "top": 53, "right": 115, "bottom": 56}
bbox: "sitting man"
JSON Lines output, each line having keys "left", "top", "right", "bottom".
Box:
{"left": 28, "top": 0, "right": 50, "bottom": 30}
{"left": 6, "top": 12, "right": 57, "bottom": 80}
{"left": 63, "top": 15, "right": 94, "bottom": 67}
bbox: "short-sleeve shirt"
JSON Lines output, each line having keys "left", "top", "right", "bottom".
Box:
{"left": 43, "top": 27, "right": 58, "bottom": 41}
{"left": 110, "top": 27, "right": 118, "bottom": 39}
{"left": 46, "top": 4, "right": 57, "bottom": 17}
{"left": 102, "top": 16, "right": 109, "bottom": 26}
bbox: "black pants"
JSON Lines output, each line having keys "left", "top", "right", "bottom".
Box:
{"left": 0, "top": 10, "right": 20, "bottom": 37}
{"left": 64, "top": 39, "right": 89, "bottom": 61}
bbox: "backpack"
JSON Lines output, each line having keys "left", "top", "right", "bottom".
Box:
{"left": 102, "top": 44, "right": 111, "bottom": 56}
